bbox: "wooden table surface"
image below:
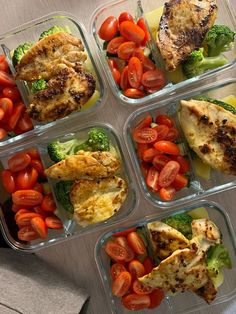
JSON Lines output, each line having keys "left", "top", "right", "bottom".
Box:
{"left": 0, "top": 0, "right": 236, "bottom": 313}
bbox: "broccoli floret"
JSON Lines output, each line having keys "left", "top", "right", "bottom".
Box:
{"left": 47, "top": 138, "right": 80, "bottom": 162}
{"left": 31, "top": 79, "right": 47, "bottom": 93}
{"left": 162, "top": 213, "right": 193, "bottom": 239}
{"left": 39, "top": 25, "right": 70, "bottom": 40}
{"left": 182, "top": 48, "right": 228, "bottom": 78}
{"left": 55, "top": 181, "right": 74, "bottom": 213}
{"left": 206, "top": 244, "right": 232, "bottom": 278}
{"left": 205, "top": 25, "right": 235, "bottom": 57}
{"left": 77, "top": 128, "right": 110, "bottom": 152}
{"left": 12, "top": 42, "right": 33, "bottom": 67}
{"left": 194, "top": 95, "right": 236, "bottom": 115}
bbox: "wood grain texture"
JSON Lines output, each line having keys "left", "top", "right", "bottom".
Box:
{"left": 0, "top": 0, "right": 236, "bottom": 313}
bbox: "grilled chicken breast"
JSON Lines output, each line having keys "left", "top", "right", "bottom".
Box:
{"left": 16, "top": 32, "right": 87, "bottom": 81}
{"left": 27, "top": 66, "right": 95, "bottom": 122}
{"left": 179, "top": 99, "right": 236, "bottom": 175}
{"left": 147, "top": 221, "right": 189, "bottom": 260}
{"left": 195, "top": 278, "right": 217, "bottom": 303}
{"left": 157, "top": 0, "right": 217, "bottom": 71}
{"left": 71, "top": 176, "right": 127, "bottom": 227}
{"left": 44, "top": 151, "right": 120, "bottom": 180}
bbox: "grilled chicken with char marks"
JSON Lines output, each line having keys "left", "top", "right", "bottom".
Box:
{"left": 157, "top": 0, "right": 217, "bottom": 71}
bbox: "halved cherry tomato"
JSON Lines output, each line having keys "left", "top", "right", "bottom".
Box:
{"left": 113, "top": 227, "right": 137, "bottom": 237}
{"left": 128, "top": 260, "right": 146, "bottom": 279}
{"left": 16, "top": 167, "right": 38, "bottom": 189}
{"left": 145, "top": 85, "right": 164, "bottom": 94}
{"left": 122, "top": 294, "right": 151, "bottom": 310}
{"left": 175, "top": 155, "right": 190, "bottom": 174}
{"left": 137, "top": 143, "right": 149, "bottom": 160}
{"left": 0, "top": 108, "right": 5, "bottom": 120}
{"left": 15, "top": 209, "right": 31, "bottom": 220}
{"left": 118, "top": 42, "right": 136, "bottom": 60}
{"left": 31, "top": 159, "right": 45, "bottom": 178}
{"left": 127, "top": 231, "right": 146, "bottom": 255}
{"left": 165, "top": 127, "right": 179, "bottom": 141}
{"left": 45, "top": 215, "right": 63, "bottom": 229}
{"left": 153, "top": 124, "right": 170, "bottom": 141}
{"left": 152, "top": 154, "right": 171, "bottom": 171}
{"left": 143, "top": 257, "right": 154, "bottom": 274}
{"left": 8, "top": 152, "right": 31, "bottom": 173}
{"left": 159, "top": 186, "right": 176, "bottom": 201}
{"left": 8, "top": 101, "right": 25, "bottom": 130}
{"left": 120, "top": 66, "right": 129, "bottom": 90}
{"left": 154, "top": 141, "right": 180, "bottom": 155}
{"left": 110, "top": 263, "right": 127, "bottom": 280}
{"left": 143, "top": 148, "right": 159, "bottom": 162}
{"left": 141, "top": 69, "right": 165, "bottom": 88}
{"left": 0, "top": 59, "right": 9, "bottom": 72}
{"left": 31, "top": 216, "right": 48, "bottom": 239}
{"left": 133, "top": 280, "right": 153, "bottom": 295}
{"left": 112, "top": 271, "right": 132, "bottom": 297}
{"left": 104, "top": 241, "right": 129, "bottom": 262}
{"left": 32, "top": 182, "right": 43, "bottom": 193}
{"left": 12, "top": 190, "right": 43, "bottom": 206}
{"left": 108, "top": 58, "right": 118, "bottom": 71}
{"left": 140, "top": 162, "right": 150, "bottom": 178}
{"left": 25, "top": 148, "right": 40, "bottom": 160}
{"left": 118, "top": 12, "right": 134, "bottom": 25}
{"left": 33, "top": 206, "right": 49, "bottom": 219}
{"left": 12, "top": 204, "right": 30, "bottom": 213}
{"left": 16, "top": 212, "right": 41, "bottom": 226}
{"left": 14, "top": 112, "right": 33, "bottom": 133}
{"left": 111, "top": 67, "right": 121, "bottom": 85}
{"left": 2, "top": 87, "right": 20, "bottom": 101}
{"left": 98, "top": 16, "right": 118, "bottom": 41}
{"left": 114, "top": 236, "right": 135, "bottom": 262}
{"left": 155, "top": 115, "right": 174, "bottom": 128}
{"left": 18, "top": 225, "right": 39, "bottom": 241}
{"left": 124, "top": 88, "right": 145, "bottom": 98}
{"left": 107, "top": 36, "right": 126, "bottom": 54}
{"left": 41, "top": 193, "right": 56, "bottom": 212}
{"left": 134, "top": 115, "right": 152, "bottom": 131}
{"left": 137, "top": 18, "right": 150, "bottom": 45}
{"left": 128, "top": 57, "right": 143, "bottom": 88}
{"left": 0, "top": 97, "right": 13, "bottom": 122}
{"left": 120, "top": 21, "right": 145, "bottom": 44}
{"left": 148, "top": 288, "right": 165, "bottom": 309}
{"left": 133, "top": 128, "right": 157, "bottom": 144}
{"left": 0, "top": 70, "right": 15, "bottom": 87}
{"left": 146, "top": 166, "right": 159, "bottom": 191}
{"left": 132, "top": 48, "right": 156, "bottom": 72}
{"left": 172, "top": 173, "right": 188, "bottom": 190}
{"left": 0, "top": 128, "right": 7, "bottom": 139}
{"left": 2, "top": 169, "right": 16, "bottom": 193}
{"left": 158, "top": 160, "right": 180, "bottom": 187}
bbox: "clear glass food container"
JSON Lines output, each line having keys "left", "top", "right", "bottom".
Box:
{"left": 0, "top": 12, "right": 106, "bottom": 147}
{"left": 90, "top": 0, "right": 236, "bottom": 106}
{"left": 95, "top": 200, "right": 236, "bottom": 314}
{"left": 124, "top": 77, "right": 236, "bottom": 208}
{"left": 0, "top": 122, "right": 137, "bottom": 252}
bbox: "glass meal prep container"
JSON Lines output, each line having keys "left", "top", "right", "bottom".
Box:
{"left": 90, "top": 0, "right": 236, "bottom": 106}
{"left": 124, "top": 77, "right": 236, "bottom": 208}
{"left": 95, "top": 200, "right": 236, "bottom": 314}
{"left": 0, "top": 122, "right": 137, "bottom": 252}
{"left": 0, "top": 12, "right": 105, "bottom": 147}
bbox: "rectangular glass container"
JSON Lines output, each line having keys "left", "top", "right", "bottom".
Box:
{"left": 90, "top": 0, "right": 236, "bottom": 106}
{"left": 124, "top": 77, "right": 236, "bottom": 207}
{"left": 0, "top": 122, "right": 137, "bottom": 252}
{"left": 95, "top": 200, "right": 236, "bottom": 314}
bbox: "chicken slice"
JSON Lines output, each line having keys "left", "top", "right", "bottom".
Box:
{"left": 147, "top": 221, "right": 189, "bottom": 260}
{"left": 195, "top": 278, "right": 217, "bottom": 303}
{"left": 15, "top": 32, "right": 87, "bottom": 81}
{"left": 44, "top": 151, "right": 120, "bottom": 180}
{"left": 179, "top": 99, "right": 236, "bottom": 175}
{"left": 71, "top": 176, "right": 127, "bottom": 227}
{"left": 157, "top": 0, "right": 217, "bottom": 71}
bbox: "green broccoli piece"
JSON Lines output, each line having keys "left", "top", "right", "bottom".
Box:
{"left": 206, "top": 244, "right": 232, "bottom": 278}
{"left": 182, "top": 48, "right": 228, "bottom": 78}
{"left": 31, "top": 79, "right": 47, "bottom": 93}
{"left": 39, "top": 25, "right": 70, "bottom": 40}
{"left": 194, "top": 95, "right": 236, "bottom": 115}
{"left": 47, "top": 138, "right": 80, "bottom": 162}
{"left": 162, "top": 213, "right": 193, "bottom": 239}
{"left": 76, "top": 128, "right": 110, "bottom": 152}
{"left": 55, "top": 181, "right": 74, "bottom": 213}
{"left": 205, "top": 25, "right": 235, "bottom": 57}
{"left": 12, "top": 42, "right": 33, "bottom": 67}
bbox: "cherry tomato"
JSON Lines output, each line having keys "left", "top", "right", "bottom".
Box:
{"left": 16, "top": 212, "right": 41, "bottom": 226}
{"left": 0, "top": 70, "right": 15, "bottom": 87}
{"left": 148, "top": 289, "right": 165, "bottom": 309}
{"left": 137, "top": 17, "right": 150, "bottom": 45}
{"left": 0, "top": 55, "right": 5, "bottom": 62}
{"left": 14, "top": 112, "right": 33, "bottom": 133}
{"left": 128, "top": 260, "right": 146, "bottom": 279}
{"left": 0, "top": 128, "right": 7, "bottom": 139}
{"left": 153, "top": 124, "right": 170, "bottom": 141}
{"left": 127, "top": 231, "right": 146, "bottom": 255}
{"left": 142, "top": 148, "right": 159, "bottom": 163}
{"left": 17, "top": 225, "right": 39, "bottom": 241}
{"left": 154, "top": 141, "right": 180, "bottom": 155}
{"left": 2, "top": 87, "right": 20, "bottom": 101}
{"left": 31, "top": 216, "right": 48, "bottom": 239}
{"left": 152, "top": 154, "right": 171, "bottom": 171}
{"left": 140, "top": 162, "right": 150, "bottom": 178}
{"left": 31, "top": 159, "right": 45, "bottom": 178}
{"left": 113, "top": 227, "right": 137, "bottom": 237}
{"left": 104, "top": 241, "right": 130, "bottom": 263}
{"left": 134, "top": 115, "right": 152, "bottom": 131}
{"left": 0, "top": 97, "right": 13, "bottom": 121}
{"left": 32, "top": 182, "right": 43, "bottom": 193}
{"left": 8, "top": 152, "right": 31, "bottom": 173}
{"left": 143, "top": 257, "right": 154, "bottom": 274}
{"left": 108, "top": 58, "right": 118, "bottom": 71}
{"left": 8, "top": 101, "right": 25, "bottom": 130}
{"left": 158, "top": 160, "right": 180, "bottom": 187}
{"left": 124, "top": 88, "right": 146, "bottom": 99}
{"left": 145, "top": 85, "right": 164, "bottom": 94}
{"left": 112, "top": 271, "right": 132, "bottom": 297}
{"left": 12, "top": 204, "right": 30, "bottom": 213}
{"left": 136, "top": 143, "right": 149, "bottom": 160}
{"left": 133, "top": 128, "right": 158, "bottom": 144}
{"left": 16, "top": 167, "right": 38, "bottom": 190}
{"left": 175, "top": 156, "right": 190, "bottom": 174}
{"left": 133, "top": 280, "right": 153, "bottom": 295}
{"left": 120, "top": 21, "right": 145, "bottom": 44}
{"left": 2, "top": 169, "right": 16, "bottom": 193}
{"left": 0, "top": 108, "right": 5, "bottom": 120}
{"left": 98, "top": 16, "right": 118, "bottom": 41}
{"left": 45, "top": 215, "right": 63, "bottom": 229}
{"left": 120, "top": 66, "right": 129, "bottom": 91}
{"left": 155, "top": 115, "right": 174, "bottom": 128}
{"left": 128, "top": 57, "right": 143, "bottom": 88}
{"left": 165, "top": 127, "right": 179, "bottom": 141}
{"left": 41, "top": 193, "right": 56, "bottom": 212}
{"left": 110, "top": 263, "right": 127, "bottom": 281}
{"left": 141, "top": 69, "right": 165, "bottom": 88}
{"left": 114, "top": 236, "right": 135, "bottom": 262}
{"left": 25, "top": 148, "right": 40, "bottom": 160}
{"left": 111, "top": 67, "right": 121, "bottom": 85}
{"left": 33, "top": 206, "right": 49, "bottom": 220}
{"left": 159, "top": 186, "right": 176, "bottom": 201}
{"left": 107, "top": 36, "right": 126, "bottom": 54}
{"left": 0, "top": 59, "right": 9, "bottom": 72}
{"left": 122, "top": 294, "right": 151, "bottom": 310}
{"left": 118, "top": 41, "right": 136, "bottom": 60}
{"left": 132, "top": 48, "right": 156, "bottom": 72}
{"left": 15, "top": 209, "right": 32, "bottom": 220}
{"left": 172, "top": 173, "right": 188, "bottom": 190}
{"left": 146, "top": 166, "right": 159, "bottom": 191}
{"left": 118, "top": 12, "right": 134, "bottom": 25}
{"left": 12, "top": 190, "right": 43, "bottom": 206}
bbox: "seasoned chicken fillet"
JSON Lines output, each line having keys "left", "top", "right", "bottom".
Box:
{"left": 71, "top": 176, "right": 127, "bottom": 227}
{"left": 147, "top": 221, "right": 189, "bottom": 260}
{"left": 179, "top": 99, "right": 236, "bottom": 175}
{"left": 44, "top": 151, "right": 120, "bottom": 180}
{"left": 157, "top": 0, "right": 217, "bottom": 71}
{"left": 16, "top": 32, "right": 87, "bottom": 81}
